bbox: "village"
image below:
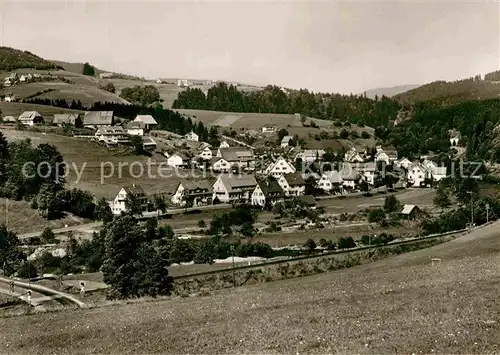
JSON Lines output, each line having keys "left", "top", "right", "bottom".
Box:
{"left": 0, "top": 106, "right": 458, "bottom": 220}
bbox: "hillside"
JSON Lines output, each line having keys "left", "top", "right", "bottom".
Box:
{"left": 1, "top": 222, "right": 498, "bottom": 353}
{"left": 364, "top": 84, "right": 420, "bottom": 99}
{"left": 52, "top": 60, "right": 145, "bottom": 81}
{"left": 394, "top": 77, "right": 500, "bottom": 106}
{"left": 0, "top": 47, "right": 60, "bottom": 71}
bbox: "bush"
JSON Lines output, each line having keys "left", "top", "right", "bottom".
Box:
{"left": 305, "top": 238, "right": 317, "bottom": 252}
{"left": 338, "top": 237, "right": 356, "bottom": 249}
{"left": 368, "top": 208, "right": 386, "bottom": 223}
{"left": 40, "top": 227, "right": 56, "bottom": 244}
{"left": 17, "top": 261, "right": 38, "bottom": 279}
{"left": 361, "top": 131, "right": 371, "bottom": 139}
{"left": 197, "top": 220, "right": 206, "bottom": 228}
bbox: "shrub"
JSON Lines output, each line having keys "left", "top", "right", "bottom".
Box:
{"left": 40, "top": 227, "right": 56, "bottom": 244}
{"left": 338, "top": 237, "right": 356, "bottom": 249}
{"left": 368, "top": 208, "right": 386, "bottom": 223}
{"left": 305, "top": 238, "right": 317, "bottom": 252}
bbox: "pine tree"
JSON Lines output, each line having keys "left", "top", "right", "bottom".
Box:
{"left": 82, "top": 62, "right": 95, "bottom": 76}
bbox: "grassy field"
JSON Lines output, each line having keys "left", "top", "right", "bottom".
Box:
{"left": 108, "top": 79, "right": 184, "bottom": 108}
{"left": 0, "top": 222, "right": 498, "bottom": 353}
{"left": 0, "top": 129, "right": 185, "bottom": 199}
{"left": 0, "top": 102, "right": 84, "bottom": 118}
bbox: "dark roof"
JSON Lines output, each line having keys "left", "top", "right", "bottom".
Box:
{"left": 126, "top": 120, "right": 146, "bottom": 129}
{"left": 123, "top": 184, "right": 146, "bottom": 197}
{"left": 218, "top": 147, "right": 254, "bottom": 162}
{"left": 283, "top": 172, "right": 305, "bottom": 186}
{"left": 179, "top": 179, "right": 213, "bottom": 192}
{"left": 53, "top": 113, "right": 79, "bottom": 125}
{"left": 257, "top": 179, "right": 285, "bottom": 197}
{"left": 83, "top": 111, "right": 113, "bottom": 126}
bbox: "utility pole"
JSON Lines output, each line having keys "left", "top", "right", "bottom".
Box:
{"left": 231, "top": 245, "right": 235, "bottom": 288}
{"left": 486, "top": 203, "right": 490, "bottom": 223}
{"left": 467, "top": 191, "right": 474, "bottom": 228}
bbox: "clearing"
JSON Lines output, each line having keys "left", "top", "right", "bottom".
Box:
{"left": 1, "top": 222, "right": 498, "bottom": 354}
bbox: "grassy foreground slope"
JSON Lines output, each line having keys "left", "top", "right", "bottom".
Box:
{"left": 1, "top": 222, "right": 499, "bottom": 354}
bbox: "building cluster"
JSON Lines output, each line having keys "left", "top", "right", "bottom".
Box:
{"left": 3, "top": 72, "right": 43, "bottom": 87}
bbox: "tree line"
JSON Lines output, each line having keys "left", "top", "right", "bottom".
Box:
{"left": 172, "top": 82, "right": 402, "bottom": 127}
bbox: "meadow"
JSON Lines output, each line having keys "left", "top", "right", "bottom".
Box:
{"left": 0, "top": 221, "right": 498, "bottom": 354}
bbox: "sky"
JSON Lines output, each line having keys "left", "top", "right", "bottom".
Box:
{"left": 0, "top": 0, "right": 498, "bottom": 93}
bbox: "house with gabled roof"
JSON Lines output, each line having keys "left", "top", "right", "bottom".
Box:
{"left": 262, "top": 124, "right": 278, "bottom": 133}
{"left": 171, "top": 180, "right": 213, "bottom": 206}
{"left": 95, "top": 126, "right": 129, "bottom": 145}
{"left": 344, "top": 147, "right": 364, "bottom": 163}
{"left": 126, "top": 120, "right": 146, "bottom": 136}
{"left": 217, "top": 147, "right": 255, "bottom": 171}
{"left": 18, "top": 111, "right": 43, "bottom": 126}
{"left": 407, "top": 162, "right": 430, "bottom": 187}
{"left": 264, "top": 157, "right": 296, "bottom": 178}
{"left": 212, "top": 174, "right": 257, "bottom": 204}
{"left": 318, "top": 171, "right": 343, "bottom": 193}
{"left": 351, "top": 162, "right": 377, "bottom": 185}
{"left": 83, "top": 111, "right": 114, "bottom": 128}
{"left": 133, "top": 115, "right": 157, "bottom": 130}
{"left": 277, "top": 172, "right": 305, "bottom": 197}
{"left": 295, "top": 149, "right": 325, "bottom": 164}
{"left": 109, "top": 184, "right": 148, "bottom": 215}
{"left": 400, "top": 204, "right": 423, "bottom": 220}
{"left": 53, "top": 113, "right": 81, "bottom": 127}
{"left": 394, "top": 157, "right": 412, "bottom": 170}
{"left": 184, "top": 131, "right": 199, "bottom": 142}
{"left": 167, "top": 153, "right": 187, "bottom": 168}
{"left": 251, "top": 179, "right": 285, "bottom": 207}
{"left": 339, "top": 164, "right": 360, "bottom": 189}
{"left": 211, "top": 156, "right": 231, "bottom": 172}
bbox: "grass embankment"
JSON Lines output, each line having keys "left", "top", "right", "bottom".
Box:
{"left": 0, "top": 222, "right": 498, "bottom": 354}
{"left": 172, "top": 236, "right": 454, "bottom": 296}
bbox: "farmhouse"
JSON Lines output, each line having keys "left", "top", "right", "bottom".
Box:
{"left": 83, "top": 111, "right": 114, "bottom": 128}
{"left": 251, "top": 179, "right": 285, "bottom": 207}
{"left": 18, "top": 111, "right": 43, "bottom": 126}
{"left": 449, "top": 133, "right": 460, "bottom": 146}
{"left": 280, "top": 135, "right": 293, "bottom": 148}
{"left": 109, "top": 184, "right": 148, "bottom": 215}
{"left": 3, "top": 94, "right": 16, "bottom": 102}
{"left": 295, "top": 149, "right": 325, "bottom": 164}
{"left": 217, "top": 147, "right": 255, "bottom": 171}
{"left": 167, "top": 153, "right": 187, "bottom": 168}
{"left": 171, "top": 180, "right": 213, "bottom": 206}
{"left": 126, "top": 120, "right": 146, "bottom": 136}
{"left": 184, "top": 131, "right": 199, "bottom": 142}
{"left": 344, "top": 147, "right": 364, "bottom": 163}
{"left": 53, "top": 113, "right": 81, "bottom": 127}
{"left": 264, "top": 157, "right": 296, "bottom": 178}
{"left": 262, "top": 124, "right": 277, "bottom": 133}
{"left": 318, "top": 171, "right": 343, "bottom": 192}
{"left": 219, "top": 141, "right": 230, "bottom": 148}
{"left": 95, "top": 126, "right": 129, "bottom": 145}
{"left": 133, "top": 115, "right": 157, "bottom": 130}
{"left": 212, "top": 174, "right": 257, "bottom": 204}
{"left": 374, "top": 148, "right": 390, "bottom": 165}
{"left": 199, "top": 146, "right": 218, "bottom": 160}
{"left": 407, "top": 162, "right": 430, "bottom": 187}
{"left": 277, "top": 172, "right": 305, "bottom": 197}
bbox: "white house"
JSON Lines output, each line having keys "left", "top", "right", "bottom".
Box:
{"left": 219, "top": 141, "right": 230, "bottom": 148}
{"left": 351, "top": 162, "right": 377, "bottom": 186}
{"left": 339, "top": 165, "right": 360, "bottom": 189}
{"left": 217, "top": 147, "right": 255, "bottom": 171}
{"left": 295, "top": 149, "right": 325, "bottom": 164}
{"left": 18, "top": 111, "right": 43, "bottom": 126}
{"left": 126, "top": 121, "right": 145, "bottom": 136}
{"left": 184, "top": 131, "right": 199, "bottom": 142}
{"left": 167, "top": 153, "right": 186, "bottom": 168}
{"left": 4, "top": 94, "right": 16, "bottom": 102}
{"left": 2, "top": 115, "right": 16, "bottom": 124}
{"left": 277, "top": 173, "right": 306, "bottom": 197}
{"left": 264, "top": 157, "right": 296, "bottom": 178}
{"left": 262, "top": 124, "right": 277, "bottom": 133}
{"left": 133, "top": 115, "right": 157, "bottom": 130}
{"left": 212, "top": 174, "right": 257, "bottom": 204}
{"left": 280, "top": 135, "right": 293, "bottom": 149}
{"left": 251, "top": 180, "right": 285, "bottom": 207}
{"left": 171, "top": 180, "right": 213, "bottom": 206}
{"left": 374, "top": 149, "right": 390, "bottom": 165}
{"left": 19, "top": 75, "right": 27, "bottom": 83}
{"left": 407, "top": 162, "right": 430, "bottom": 187}
{"left": 423, "top": 160, "right": 447, "bottom": 181}
{"left": 199, "top": 146, "right": 215, "bottom": 160}
{"left": 450, "top": 134, "right": 460, "bottom": 146}
{"left": 344, "top": 147, "right": 364, "bottom": 163}
{"left": 394, "top": 157, "right": 412, "bottom": 170}
{"left": 318, "top": 171, "right": 343, "bottom": 193}
{"left": 109, "top": 185, "right": 148, "bottom": 215}
{"left": 95, "top": 126, "right": 129, "bottom": 145}
{"left": 211, "top": 157, "right": 231, "bottom": 172}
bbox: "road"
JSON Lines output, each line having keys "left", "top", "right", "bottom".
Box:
{"left": 0, "top": 276, "right": 85, "bottom": 308}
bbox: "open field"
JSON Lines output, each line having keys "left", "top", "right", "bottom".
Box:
{"left": 1, "top": 222, "right": 498, "bottom": 354}
{"left": 108, "top": 78, "right": 184, "bottom": 108}
{"left": 0, "top": 199, "right": 90, "bottom": 235}
{"left": 0, "top": 102, "right": 83, "bottom": 117}
{"left": 0, "top": 129, "right": 184, "bottom": 199}
{"left": 175, "top": 109, "right": 333, "bottom": 130}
